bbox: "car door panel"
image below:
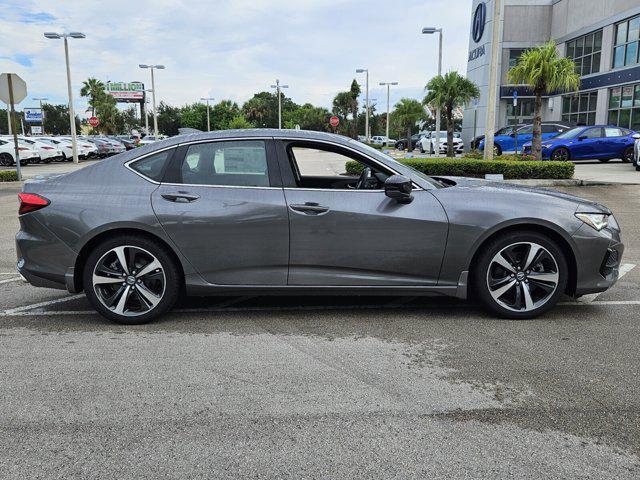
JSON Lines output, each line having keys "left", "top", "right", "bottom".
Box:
{"left": 283, "top": 189, "right": 448, "bottom": 286}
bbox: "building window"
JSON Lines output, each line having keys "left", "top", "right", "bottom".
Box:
{"left": 506, "top": 98, "right": 534, "bottom": 124}
{"left": 608, "top": 83, "right": 640, "bottom": 130}
{"left": 508, "top": 49, "right": 525, "bottom": 69}
{"left": 561, "top": 92, "right": 597, "bottom": 125}
{"left": 566, "top": 30, "right": 602, "bottom": 76}
{"left": 613, "top": 15, "right": 640, "bottom": 69}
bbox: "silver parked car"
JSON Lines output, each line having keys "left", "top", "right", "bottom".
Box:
{"left": 16, "top": 129, "right": 624, "bottom": 324}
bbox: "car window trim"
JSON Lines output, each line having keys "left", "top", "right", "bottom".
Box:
{"left": 124, "top": 145, "right": 179, "bottom": 184}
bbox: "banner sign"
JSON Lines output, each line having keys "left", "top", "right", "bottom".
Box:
{"left": 24, "top": 107, "right": 43, "bottom": 123}
{"left": 30, "top": 125, "right": 42, "bottom": 135}
{"left": 106, "top": 81, "right": 145, "bottom": 102}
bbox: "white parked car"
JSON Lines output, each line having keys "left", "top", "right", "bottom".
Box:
{"left": 634, "top": 135, "right": 640, "bottom": 171}
{"left": 34, "top": 137, "right": 73, "bottom": 161}
{"left": 58, "top": 136, "right": 99, "bottom": 158}
{"left": 370, "top": 135, "right": 394, "bottom": 146}
{"left": 0, "top": 138, "right": 39, "bottom": 166}
{"left": 17, "top": 137, "right": 62, "bottom": 163}
{"left": 418, "top": 132, "right": 464, "bottom": 155}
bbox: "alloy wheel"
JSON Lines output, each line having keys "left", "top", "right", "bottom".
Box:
{"left": 92, "top": 245, "right": 166, "bottom": 317}
{"left": 486, "top": 242, "right": 559, "bottom": 312}
{"left": 623, "top": 147, "right": 633, "bottom": 163}
{"left": 552, "top": 148, "right": 569, "bottom": 162}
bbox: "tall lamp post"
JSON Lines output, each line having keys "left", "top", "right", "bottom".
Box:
{"left": 270, "top": 79, "right": 289, "bottom": 129}
{"left": 32, "top": 97, "right": 48, "bottom": 135}
{"left": 422, "top": 27, "right": 443, "bottom": 155}
{"left": 139, "top": 64, "right": 165, "bottom": 137}
{"left": 44, "top": 31, "right": 85, "bottom": 163}
{"left": 200, "top": 97, "right": 215, "bottom": 131}
{"left": 356, "top": 68, "right": 370, "bottom": 142}
{"left": 379, "top": 82, "right": 398, "bottom": 143}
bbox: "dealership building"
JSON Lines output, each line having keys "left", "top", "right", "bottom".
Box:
{"left": 462, "top": 0, "right": 640, "bottom": 146}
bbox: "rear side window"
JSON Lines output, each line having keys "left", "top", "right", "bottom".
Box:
{"left": 177, "top": 140, "right": 269, "bottom": 187}
{"left": 130, "top": 149, "right": 174, "bottom": 182}
{"left": 604, "top": 127, "right": 623, "bottom": 137}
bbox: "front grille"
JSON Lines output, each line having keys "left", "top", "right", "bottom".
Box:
{"left": 600, "top": 248, "right": 620, "bottom": 277}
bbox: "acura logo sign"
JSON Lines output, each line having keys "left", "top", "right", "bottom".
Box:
{"left": 472, "top": 2, "right": 486, "bottom": 43}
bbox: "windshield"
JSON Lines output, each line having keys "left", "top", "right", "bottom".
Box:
{"left": 495, "top": 126, "right": 516, "bottom": 136}
{"left": 554, "top": 127, "right": 585, "bottom": 139}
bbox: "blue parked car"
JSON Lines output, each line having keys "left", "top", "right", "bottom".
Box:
{"left": 478, "top": 123, "right": 572, "bottom": 155}
{"left": 522, "top": 125, "right": 640, "bottom": 162}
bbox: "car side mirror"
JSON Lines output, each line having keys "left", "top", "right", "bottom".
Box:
{"left": 633, "top": 133, "right": 640, "bottom": 140}
{"left": 578, "top": 135, "right": 587, "bottom": 141}
{"left": 384, "top": 175, "right": 414, "bottom": 204}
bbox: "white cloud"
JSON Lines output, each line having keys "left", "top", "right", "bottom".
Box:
{"left": 0, "top": 0, "right": 473, "bottom": 116}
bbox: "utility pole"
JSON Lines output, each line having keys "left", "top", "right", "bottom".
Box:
{"left": 356, "top": 69, "right": 370, "bottom": 142}
{"left": 483, "top": 0, "right": 502, "bottom": 160}
{"left": 270, "top": 79, "right": 289, "bottom": 129}
{"left": 379, "top": 82, "right": 398, "bottom": 144}
{"left": 422, "top": 27, "right": 443, "bottom": 155}
{"left": 201, "top": 97, "right": 214, "bottom": 131}
{"left": 139, "top": 64, "right": 165, "bottom": 137}
{"left": 33, "top": 97, "right": 48, "bottom": 134}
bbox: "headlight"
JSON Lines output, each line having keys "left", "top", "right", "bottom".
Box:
{"left": 541, "top": 143, "right": 552, "bottom": 148}
{"left": 575, "top": 213, "right": 610, "bottom": 231}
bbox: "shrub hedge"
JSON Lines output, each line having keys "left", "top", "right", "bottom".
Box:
{"left": 345, "top": 158, "right": 574, "bottom": 180}
{"left": 463, "top": 151, "right": 536, "bottom": 162}
{"left": 0, "top": 170, "right": 19, "bottom": 182}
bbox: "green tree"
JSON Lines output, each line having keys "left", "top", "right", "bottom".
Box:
{"left": 423, "top": 71, "right": 480, "bottom": 157}
{"left": 80, "top": 78, "right": 106, "bottom": 116}
{"left": 332, "top": 91, "right": 353, "bottom": 136}
{"left": 242, "top": 91, "right": 298, "bottom": 128}
{"left": 348, "top": 80, "right": 361, "bottom": 138}
{"left": 228, "top": 115, "right": 254, "bottom": 129}
{"left": 210, "top": 100, "right": 242, "bottom": 130}
{"left": 157, "top": 102, "right": 181, "bottom": 136}
{"left": 508, "top": 41, "right": 580, "bottom": 160}
{"left": 392, "top": 99, "right": 427, "bottom": 150}
{"left": 286, "top": 103, "right": 332, "bottom": 132}
{"left": 180, "top": 103, "right": 208, "bottom": 131}
{"left": 40, "top": 104, "right": 80, "bottom": 135}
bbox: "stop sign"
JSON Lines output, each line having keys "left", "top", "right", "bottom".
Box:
{"left": 329, "top": 116, "right": 339, "bottom": 127}
{"left": 88, "top": 116, "right": 100, "bottom": 127}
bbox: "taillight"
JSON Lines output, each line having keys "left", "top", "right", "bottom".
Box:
{"left": 42, "top": 146, "right": 54, "bottom": 150}
{"left": 18, "top": 147, "right": 28, "bottom": 151}
{"left": 18, "top": 193, "right": 50, "bottom": 215}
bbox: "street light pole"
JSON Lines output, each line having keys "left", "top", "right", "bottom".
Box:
{"left": 270, "top": 79, "right": 289, "bottom": 129}
{"left": 139, "top": 64, "right": 165, "bottom": 137}
{"left": 379, "top": 82, "right": 398, "bottom": 144}
{"left": 201, "top": 97, "right": 214, "bottom": 131}
{"left": 44, "top": 31, "right": 85, "bottom": 163}
{"left": 483, "top": 0, "right": 502, "bottom": 161}
{"left": 356, "top": 69, "right": 370, "bottom": 142}
{"left": 422, "top": 27, "right": 443, "bottom": 155}
{"left": 33, "top": 97, "right": 48, "bottom": 135}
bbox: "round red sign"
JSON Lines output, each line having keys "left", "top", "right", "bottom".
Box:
{"left": 88, "top": 116, "right": 100, "bottom": 127}
{"left": 329, "top": 116, "right": 339, "bottom": 127}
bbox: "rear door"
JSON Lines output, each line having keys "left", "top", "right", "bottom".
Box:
{"left": 602, "top": 127, "right": 628, "bottom": 157}
{"left": 151, "top": 138, "right": 289, "bottom": 285}
{"left": 276, "top": 140, "right": 448, "bottom": 286}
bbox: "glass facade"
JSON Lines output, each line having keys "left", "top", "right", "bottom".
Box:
{"left": 561, "top": 92, "right": 598, "bottom": 125}
{"left": 613, "top": 15, "right": 640, "bottom": 69}
{"left": 566, "top": 30, "right": 603, "bottom": 76}
{"left": 608, "top": 83, "right": 640, "bottom": 130}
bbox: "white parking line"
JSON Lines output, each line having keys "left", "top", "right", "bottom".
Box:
{"left": 2, "top": 294, "right": 85, "bottom": 315}
{"left": 576, "top": 263, "right": 636, "bottom": 304}
{"left": 0, "top": 276, "right": 21, "bottom": 285}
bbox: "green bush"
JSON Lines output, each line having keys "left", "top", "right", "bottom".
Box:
{"left": 463, "top": 151, "right": 536, "bottom": 162}
{"left": 345, "top": 158, "right": 574, "bottom": 180}
{"left": 0, "top": 170, "right": 19, "bottom": 182}
{"left": 363, "top": 142, "right": 383, "bottom": 150}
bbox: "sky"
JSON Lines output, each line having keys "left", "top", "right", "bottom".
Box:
{"left": 0, "top": 0, "right": 473, "bottom": 118}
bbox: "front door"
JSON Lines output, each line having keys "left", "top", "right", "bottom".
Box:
{"left": 152, "top": 139, "right": 289, "bottom": 285}
{"left": 276, "top": 140, "right": 449, "bottom": 286}
{"left": 571, "top": 127, "right": 603, "bottom": 159}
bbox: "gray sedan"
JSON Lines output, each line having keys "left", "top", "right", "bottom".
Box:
{"left": 15, "top": 129, "right": 624, "bottom": 324}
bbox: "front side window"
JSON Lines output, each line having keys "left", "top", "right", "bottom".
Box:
{"left": 177, "top": 141, "right": 269, "bottom": 187}
{"left": 565, "top": 30, "right": 602, "bottom": 75}
{"left": 582, "top": 127, "right": 603, "bottom": 139}
{"left": 130, "top": 149, "right": 175, "bottom": 182}
{"left": 613, "top": 15, "right": 640, "bottom": 69}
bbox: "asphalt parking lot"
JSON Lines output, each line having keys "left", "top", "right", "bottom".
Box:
{"left": 0, "top": 177, "right": 639, "bottom": 478}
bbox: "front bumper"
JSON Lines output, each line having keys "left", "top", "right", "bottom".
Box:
{"left": 572, "top": 223, "right": 624, "bottom": 296}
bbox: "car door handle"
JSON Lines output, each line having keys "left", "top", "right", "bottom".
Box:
{"left": 161, "top": 193, "right": 200, "bottom": 203}
{"left": 289, "top": 203, "right": 330, "bottom": 215}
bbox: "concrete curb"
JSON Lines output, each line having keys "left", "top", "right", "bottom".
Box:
{"left": 503, "top": 179, "right": 640, "bottom": 187}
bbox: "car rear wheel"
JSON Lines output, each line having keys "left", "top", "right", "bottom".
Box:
{"left": 57, "top": 153, "right": 66, "bottom": 162}
{"left": 396, "top": 142, "right": 405, "bottom": 151}
{"left": 0, "top": 153, "right": 13, "bottom": 166}
{"left": 83, "top": 235, "right": 181, "bottom": 324}
{"left": 622, "top": 146, "right": 634, "bottom": 163}
{"left": 473, "top": 231, "right": 568, "bottom": 319}
{"left": 598, "top": 158, "right": 611, "bottom": 163}
{"left": 551, "top": 147, "right": 570, "bottom": 162}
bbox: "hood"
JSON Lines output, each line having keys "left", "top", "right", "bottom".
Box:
{"left": 435, "top": 176, "right": 611, "bottom": 213}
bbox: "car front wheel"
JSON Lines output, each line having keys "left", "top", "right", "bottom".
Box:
{"left": 551, "top": 147, "right": 570, "bottom": 162}
{"left": 83, "top": 235, "right": 181, "bottom": 324}
{"left": 473, "top": 232, "right": 568, "bottom": 319}
{"left": 622, "top": 146, "right": 634, "bottom": 163}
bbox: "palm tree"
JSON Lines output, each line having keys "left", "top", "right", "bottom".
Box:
{"left": 424, "top": 71, "right": 480, "bottom": 157}
{"left": 508, "top": 41, "right": 580, "bottom": 160}
{"left": 80, "top": 78, "right": 106, "bottom": 116}
{"left": 393, "top": 99, "right": 427, "bottom": 150}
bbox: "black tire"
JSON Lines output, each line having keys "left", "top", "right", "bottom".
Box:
{"left": 551, "top": 147, "right": 570, "bottom": 162}
{"left": 598, "top": 158, "right": 611, "bottom": 163}
{"left": 494, "top": 144, "right": 502, "bottom": 156}
{"left": 622, "top": 146, "right": 634, "bottom": 163}
{"left": 472, "top": 231, "right": 568, "bottom": 320}
{"left": 83, "top": 235, "right": 182, "bottom": 324}
{"left": 396, "top": 142, "right": 404, "bottom": 151}
{"left": 42, "top": 156, "right": 53, "bottom": 164}
{"left": 0, "top": 153, "right": 13, "bottom": 166}
{"left": 56, "top": 153, "right": 66, "bottom": 162}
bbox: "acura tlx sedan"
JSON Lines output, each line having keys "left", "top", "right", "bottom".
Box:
{"left": 16, "top": 130, "right": 624, "bottom": 324}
